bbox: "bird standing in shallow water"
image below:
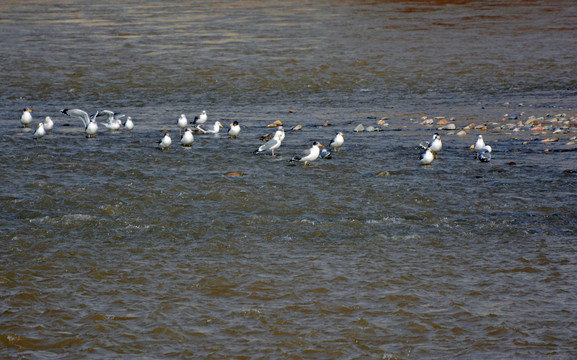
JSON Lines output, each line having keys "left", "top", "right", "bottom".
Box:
{"left": 177, "top": 114, "right": 187, "bottom": 135}
{"left": 181, "top": 128, "right": 194, "bottom": 147}
{"left": 429, "top": 133, "right": 442, "bottom": 157}
{"left": 124, "top": 116, "right": 134, "bottom": 130}
{"left": 21, "top": 108, "right": 33, "bottom": 127}
{"left": 34, "top": 122, "right": 46, "bottom": 139}
{"left": 228, "top": 121, "right": 240, "bottom": 138}
{"left": 329, "top": 132, "right": 344, "bottom": 152}
{"left": 474, "top": 135, "right": 485, "bottom": 151}
{"left": 255, "top": 134, "right": 282, "bottom": 156}
{"left": 43, "top": 116, "right": 54, "bottom": 131}
{"left": 290, "top": 141, "right": 323, "bottom": 166}
{"left": 159, "top": 132, "right": 171, "bottom": 150}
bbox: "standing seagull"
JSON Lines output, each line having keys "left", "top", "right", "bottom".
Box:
{"left": 43, "top": 116, "right": 54, "bottom": 131}
{"left": 20, "top": 108, "right": 33, "bottom": 127}
{"left": 228, "top": 121, "right": 240, "bottom": 138}
{"left": 60, "top": 108, "right": 99, "bottom": 138}
{"left": 181, "top": 128, "right": 194, "bottom": 147}
{"left": 420, "top": 148, "right": 434, "bottom": 165}
{"left": 192, "top": 110, "right": 207, "bottom": 129}
{"left": 290, "top": 141, "right": 323, "bottom": 166}
{"left": 34, "top": 122, "right": 46, "bottom": 139}
{"left": 474, "top": 135, "right": 485, "bottom": 151}
{"left": 177, "top": 114, "right": 187, "bottom": 135}
{"left": 329, "top": 132, "right": 344, "bottom": 152}
{"left": 124, "top": 116, "right": 134, "bottom": 130}
{"left": 159, "top": 132, "right": 172, "bottom": 150}
{"left": 255, "top": 134, "right": 283, "bottom": 156}
{"left": 429, "top": 133, "right": 442, "bottom": 157}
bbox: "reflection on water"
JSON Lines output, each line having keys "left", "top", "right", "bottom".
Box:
{"left": 1, "top": 0, "right": 577, "bottom": 359}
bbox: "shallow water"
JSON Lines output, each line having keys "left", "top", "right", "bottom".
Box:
{"left": 1, "top": 1, "right": 577, "bottom": 359}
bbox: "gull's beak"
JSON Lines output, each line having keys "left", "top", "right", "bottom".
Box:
{"left": 319, "top": 143, "right": 324, "bottom": 147}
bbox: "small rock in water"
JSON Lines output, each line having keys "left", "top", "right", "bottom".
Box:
{"left": 354, "top": 124, "right": 365, "bottom": 132}
{"left": 267, "top": 120, "right": 283, "bottom": 128}
{"left": 420, "top": 119, "right": 434, "bottom": 125}
{"left": 366, "top": 126, "right": 376, "bottom": 132}
{"left": 457, "top": 130, "right": 467, "bottom": 136}
{"left": 291, "top": 124, "right": 302, "bottom": 131}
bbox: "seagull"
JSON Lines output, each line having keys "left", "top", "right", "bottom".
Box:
{"left": 124, "top": 116, "right": 134, "bottom": 130}
{"left": 43, "top": 116, "right": 54, "bottom": 131}
{"left": 420, "top": 148, "right": 434, "bottom": 165}
{"left": 474, "top": 135, "right": 485, "bottom": 151}
{"left": 159, "top": 132, "right": 171, "bottom": 150}
{"left": 255, "top": 134, "right": 282, "bottom": 156}
{"left": 192, "top": 110, "right": 207, "bottom": 128}
{"left": 33, "top": 122, "right": 46, "bottom": 139}
{"left": 228, "top": 121, "right": 240, "bottom": 138}
{"left": 60, "top": 108, "right": 99, "bottom": 138}
{"left": 329, "top": 132, "right": 344, "bottom": 152}
{"left": 181, "top": 128, "right": 194, "bottom": 147}
{"left": 20, "top": 108, "right": 33, "bottom": 127}
{"left": 97, "top": 110, "right": 124, "bottom": 130}
{"left": 429, "top": 133, "right": 442, "bottom": 157}
{"left": 261, "top": 126, "right": 285, "bottom": 142}
{"left": 198, "top": 121, "right": 223, "bottom": 134}
{"left": 177, "top": 114, "right": 187, "bottom": 135}
{"left": 290, "top": 141, "right": 323, "bottom": 166}
{"left": 477, "top": 145, "right": 492, "bottom": 162}
{"left": 419, "top": 133, "right": 442, "bottom": 157}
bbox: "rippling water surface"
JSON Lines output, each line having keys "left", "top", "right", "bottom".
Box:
{"left": 1, "top": 1, "right": 577, "bottom": 359}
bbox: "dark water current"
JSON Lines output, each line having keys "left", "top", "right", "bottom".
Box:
{"left": 1, "top": 1, "right": 577, "bottom": 359}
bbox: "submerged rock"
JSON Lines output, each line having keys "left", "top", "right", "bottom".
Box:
{"left": 354, "top": 124, "right": 365, "bottom": 132}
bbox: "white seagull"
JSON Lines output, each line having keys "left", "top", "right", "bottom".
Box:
{"left": 43, "top": 116, "right": 54, "bottom": 131}
{"left": 290, "top": 141, "right": 323, "bottom": 166}
{"left": 60, "top": 108, "right": 99, "bottom": 138}
{"left": 181, "top": 128, "right": 194, "bottom": 147}
{"left": 420, "top": 148, "right": 434, "bottom": 165}
{"left": 329, "top": 132, "right": 344, "bottom": 152}
{"left": 124, "top": 116, "right": 134, "bottom": 130}
{"left": 34, "top": 122, "right": 46, "bottom": 139}
{"left": 192, "top": 110, "right": 207, "bottom": 128}
{"left": 159, "top": 132, "right": 171, "bottom": 150}
{"left": 255, "top": 134, "right": 283, "bottom": 156}
{"left": 177, "top": 114, "right": 187, "bottom": 135}
{"left": 474, "top": 135, "right": 485, "bottom": 151}
{"left": 228, "top": 121, "right": 240, "bottom": 138}
{"left": 261, "top": 126, "right": 286, "bottom": 142}
{"left": 477, "top": 145, "right": 492, "bottom": 162}
{"left": 99, "top": 110, "right": 123, "bottom": 131}
{"left": 429, "top": 133, "right": 442, "bottom": 156}
{"left": 20, "top": 108, "right": 33, "bottom": 127}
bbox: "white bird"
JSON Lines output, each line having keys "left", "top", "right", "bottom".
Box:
{"left": 420, "top": 148, "right": 434, "bottom": 165}
{"left": 177, "top": 114, "right": 187, "bottom": 135}
{"left": 124, "top": 116, "right": 134, "bottom": 130}
{"left": 199, "top": 121, "right": 223, "bottom": 134}
{"left": 261, "top": 127, "right": 286, "bottom": 143}
{"left": 228, "top": 121, "right": 240, "bottom": 138}
{"left": 329, "top": 132, "right": 344, "bottom": 152}
{"left": 477, "top": 145, "right": 492, "bottom": 162}
{"left": 60, "top": 108, "right": 99, "bottom": 138}
{"left": 159, "top": 132, "right": 171, "bottom": 150}
{"left": 181, "top": 128, "right": 194, "bottom": 147}
{"left": 20, "top": 108, "right": 33, "bottom": 127}
{"left": 474, "top": 135, "right": 485, "bottom": 151}
{"left": 290, "top": 141, "right": 323, "bottom": 166}
{"left": 34, "top": 122, "right": 46, "bottom": 139}
{"left": 98, "top": 110, "right": 123, "bottom": 130}
{"left": 255, "top": 134, "right": 282, "bottom": 156}
{"left": 429, "top": 133, "right": 442, "bottom": 156}
{"left": 192, "top": 110, "right": 207, "bottom": 128}
{"left": 43, "top": 116, "right": 54, "bottom": 131}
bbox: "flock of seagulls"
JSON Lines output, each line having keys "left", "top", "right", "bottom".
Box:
{"left": 19, "top": 108, "right": 492, "bottom": 166}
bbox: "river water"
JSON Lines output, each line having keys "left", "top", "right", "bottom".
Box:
{"left": 1, "top": 1, "right": 577, "bottom": 359}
